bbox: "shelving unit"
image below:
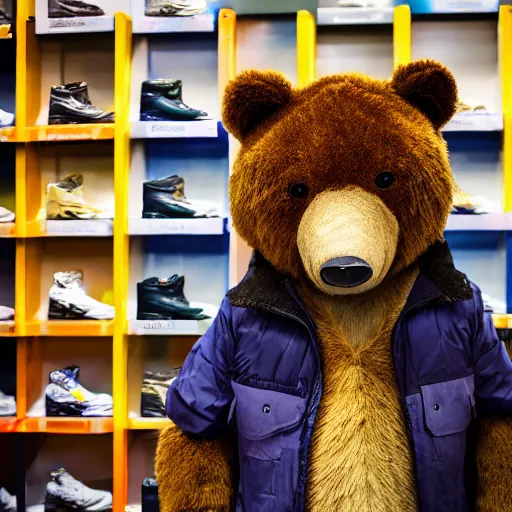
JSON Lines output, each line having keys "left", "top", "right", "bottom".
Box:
{"left": 1, "top": 1, "right": 511, "bottom": 511}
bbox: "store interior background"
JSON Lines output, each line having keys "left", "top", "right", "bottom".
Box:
{"left": 0, "top": 0, "right": 510, "bottom": 510}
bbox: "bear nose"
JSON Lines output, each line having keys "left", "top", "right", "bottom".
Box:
{"left": 320, "top": 257, "right": 373, "bottom": 288}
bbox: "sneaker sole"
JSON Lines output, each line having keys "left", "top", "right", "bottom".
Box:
{"left": 49, "top": 116, "right": 114, "bottom": 125}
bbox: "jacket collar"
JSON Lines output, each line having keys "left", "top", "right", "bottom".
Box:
{"left": 227, "top": 241, "right": 473, "bottom": 324}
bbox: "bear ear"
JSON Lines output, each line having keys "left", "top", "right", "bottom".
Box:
{"left": 222, "top": 70, "right": 293, "bottom": 141}
{"left": 391, "top": 60, "right": 458, "bottom": 130}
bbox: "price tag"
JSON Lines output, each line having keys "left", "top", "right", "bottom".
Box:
{"left": 432, "top": 0, "right": 499, "bottom": 12}
{"left": 46, "top": 220, "right": 113, "bottom": 236}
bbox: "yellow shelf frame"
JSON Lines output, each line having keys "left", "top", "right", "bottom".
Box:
{"left": 393, "top": 5, "right": 412, "bottom": 69}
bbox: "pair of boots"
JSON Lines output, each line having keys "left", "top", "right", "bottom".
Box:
{"left": 49, "top": 82, "right": 114, "bottom": 125}
{"left": 140, "top": 79, "right": 207, "bottom": 122}
{"left": 48, "top": 0, "right": 104, "bottom": 18}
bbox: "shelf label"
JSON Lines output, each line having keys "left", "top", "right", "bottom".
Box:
{"left": 317, "top": 7, "right": 393, "bottom": 25}
{"left": 431, "top": 0, "right": 499, "bottom": 12}
{"left": 131, "top": 120, "right": 218, "bottom": 139}
{"left": 37, "top": 15, "right": 115, "bottom": 34}
{"left": 129, "top": 319, "right": 211, "bottom": 335}
{"left": 129, "top": 218, "right": 224, "bottom": 236}
{"left": 46, "top": 220, "right": 113, "bottom": 236}
{"left": 444, "top": 113, "right": 503, "bottom": 132}
{"left": 0, "top": 322, "right": 15, "bottom": 334}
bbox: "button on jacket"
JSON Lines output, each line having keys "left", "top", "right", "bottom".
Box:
{"left": 166, "top": 242, "right": 512, "bottom": 512}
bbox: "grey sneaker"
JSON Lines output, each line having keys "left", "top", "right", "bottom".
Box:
{"left": 0, "top": 206, "right": 14, "bottom": 223}
{"left": 145, "top": 0, "right": 207, "bottom": 17}
{"left": 0, "top": 390, "right": 16, "bottom": 417}
{"left": 45, "top": 468, "right": 112, "bottom": 511}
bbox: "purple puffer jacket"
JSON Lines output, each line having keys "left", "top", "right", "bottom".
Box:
{"left": 166, "top": 243, "right": 512, "bottom": 512}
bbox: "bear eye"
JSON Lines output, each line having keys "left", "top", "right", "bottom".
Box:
{"left": 289, "top": 183, "right": 309, "bottom": 199}
{"left": 375, "top": 172, "right": 394, "bottom": 190}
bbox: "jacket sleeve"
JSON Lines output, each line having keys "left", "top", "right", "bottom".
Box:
{"left": 472, "top": 285, "right": 512, "bottom": 416}
{"left": 166, "top": 297, "right": 235, "bottom": 438}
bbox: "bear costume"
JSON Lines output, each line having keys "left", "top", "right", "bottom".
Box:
{"left": 155, "top": 60, "right": 512, "bottom": 511}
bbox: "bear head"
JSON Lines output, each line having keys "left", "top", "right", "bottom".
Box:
{"left": 223, "top": 60, "right": 458, "bottom": 295}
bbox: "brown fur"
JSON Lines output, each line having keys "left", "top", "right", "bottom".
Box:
{"left": 299, "top": 266, "right": 418, "bottom": 510}
{"left": 155, "top": 425, "right": 237, "bottom": 512}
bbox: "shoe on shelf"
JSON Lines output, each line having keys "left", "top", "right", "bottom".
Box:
{"left": 142, "top": 175, "right": 219, "bottom": 219}
{"left": 482, "top": 294, "right": 507, "bottom": 314}
{"left": 45, "top": 366, "right": 113, "bottom": 417}
{"left": 49, "top": 82, "right": 114, "bottom": 125}
{"left": 45, "top": 468, "right": 112, "bottom": 511}
{"left": 0, "top": 206, "right": 14, "bottom": 223}
{"left": 0, "top": 109, "right": 14, "bottom": 127}
{"left": 140, "top": 79, "right": 207, "bottom": 122}
{"left": 48, "top": 270, "right": 115, "bottom": 320}
{"left": 141, "top": 478, "right": 159, "bottom": 512}
{"left": 141, "top": 369, "right": 180, "bottom": 417}
{"left": 0, "top": 390, "right": 16, "bottom": 417}
{"left": 456, "top": 100, "right": 487, "bottom": 113}
{"left": 48, "top": 0, "right": 105, "bottom": 18}
{"left": 145, "top": 0, "right": 207, "bottom": 17}
{"left": 0, "top": 488, "right": 16, "bottom": 512}
{"left": 0, "top": 4, "right": 12, "bottom": 25}
{"left": 47, "top": 174, "right": 103, "bottom": 220}
{"left": 451, "top": 184, "right": 497, "bottom": 215}
{"left": 0, "top": 306, "right": 14, "bottom": 321}
{"left": 137, "top": 275, "right": 211, "bottom": 321}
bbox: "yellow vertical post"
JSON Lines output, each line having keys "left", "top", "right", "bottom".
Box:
{"left": 297, "top": 10, "right": 316, "bottom": 86}
{"left": 500, "top": 6, "right": 512, "bottom": 212}
{"left": 218, "top": 8, "right": 236, "bottom": 102}
{"left": 393, "top": 5, "right": 412, "bottom": 70}
{"left": 112, "top": 11, "right": 132, "bottom": 512}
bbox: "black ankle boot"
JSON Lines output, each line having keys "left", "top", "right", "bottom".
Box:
{"left": 49, "top": 82, "right": 114, "bottom": 125}
{"left": 137, "top": 275, "right": 209, "bottom": 321}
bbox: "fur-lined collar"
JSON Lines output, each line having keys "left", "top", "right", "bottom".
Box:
{"left": 227, "top": 241, "right": 472, "bottom": 326}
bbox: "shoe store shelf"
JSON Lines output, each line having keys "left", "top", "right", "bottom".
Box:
{"left": 0, "top": 127, "right": 17, "bottom": 142}
{"left": 24, "top": 124, "right": 115, "bottom": 143}
{"left": 492, "top": 314, "right": 512, "bottom": 329}
{"left": 128, "top": 218, "right": 225, "bottom": 236}
{"left": 17, "top": 417, "right": 114, "bottom": 434}
{"left": 0, "top": 223, "right": 16, "bottom": 237}
{"left": 317, "top": 7, "right": 394, "bottom": 26}
{"left": 0, "top": 24, "right": 12, "bottom": 39}
{"left": 29, "top": 219, "right": 114, "bottom": 237}
{"left": 0, "top": 321, "right": 16, "bottom": 337}
{"left": 0, "top": 418, "right": 18, "bottom": 432}
{"left": 128, "top": 418, "right": 170, "bottom": 430}
{"left": 445, "top": 214, "right": 512, "bottom": 231}
{"left": 127, "top": 319, "right": 213, "bottom": 336}
{"left": 130, "top": 120, "right": 219, "bottom": 139}
{"left": 443, "top": 112, "right": 503, "bottom": 132}
{"left": 24, "top": 320, "right": 114, "bottom": 337}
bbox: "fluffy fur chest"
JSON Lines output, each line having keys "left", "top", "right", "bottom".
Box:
{"left": 306, "top": 312, "right": 417, "bottom": 512}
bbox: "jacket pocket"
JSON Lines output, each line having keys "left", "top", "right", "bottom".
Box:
{"left": 421, "top": 374, "right": 475, "bottom": 437}
{"left": 232, "top": 381, "right": 306, "bottom": 509}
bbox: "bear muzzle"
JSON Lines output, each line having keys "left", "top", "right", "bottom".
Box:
{"left": 297, "top": 187, "right": 399, "bottom": 295}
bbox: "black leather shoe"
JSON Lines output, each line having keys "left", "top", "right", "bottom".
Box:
{"left": 142, "top": 478, "right": 160, "bottom": 512}
{"left": 140, "top": 79, "right": 207, "bottom": 121}
{"left": 141, "top": 369, "right": 180, "bottom": 417}
{"left": 48, "top": 0, "right": 105, "bottom": 18}
{"left": 142, "top": 175, "right": 218, "bottom": 219}
{"left": 137, "top": 275, "right": 209, "bottom": 320}
{"left": 49, "top": 82, "right": 114, "bottom": 125}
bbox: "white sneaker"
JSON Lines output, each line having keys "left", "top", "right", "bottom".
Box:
{"left": 48, "top": 271, "right": 114, "bottom": 320}
{"left": 45, "top": 468, "right": 112, "bottom": 511}
{"left": 0, "top": 487, "right": 16, "bottom": 512}
{"left": 0, "top": 206, "right": 14, "bottom": 223}
{"left": 0, "top": 306, "right": 14, "bottom": 321}
{"left": 0, "top": 109, "right": 14, "bottom": 128}
{"left": 0, "top": 391, "right": 16, "bottom": 417}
